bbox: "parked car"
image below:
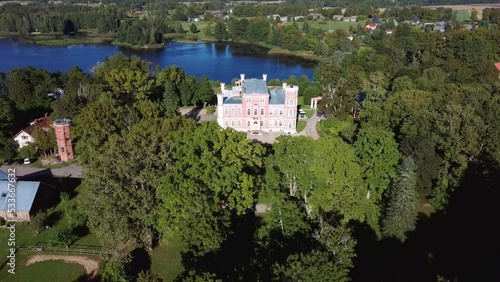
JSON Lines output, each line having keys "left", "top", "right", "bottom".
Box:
{"left": 23, "top": 158, "right": 31, "bottom": 165}
{"left": 2, "top": 159, "right": 12, "bottom": 165}
{"left": 13, "top": 159, "right": 21, "bottom": 165}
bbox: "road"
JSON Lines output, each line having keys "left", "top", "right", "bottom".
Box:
{"left": 0, "top": 164, "right": 84, "bottom": 178}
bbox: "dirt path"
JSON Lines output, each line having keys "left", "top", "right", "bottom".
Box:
{"left": 25, "top": 255, "right": 100, "bottom": 277}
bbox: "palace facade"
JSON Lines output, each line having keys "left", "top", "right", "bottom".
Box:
{"left": 216, "top": 74, "right": 299, "bottom": 133}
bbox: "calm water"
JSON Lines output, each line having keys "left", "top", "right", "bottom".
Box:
{"left": 0, "top": 39, "right": 316, "bottom": 83}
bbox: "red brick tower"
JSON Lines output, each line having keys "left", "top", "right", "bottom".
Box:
{"left": 53, "top": 119, "right": 74, "bottom": 162}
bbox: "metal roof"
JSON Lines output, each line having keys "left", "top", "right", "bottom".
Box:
{"left": 269, "top": 88, "right": 286, "bottom": 105}
{"left": 224, "top": 97, "right": 243, "bottom": 104}
{"left": 0, "top": 170, "right": 8, "bottom": 181}
{"left": 0, "top": 180, "right": 40, "bottom": 212}
{"left": 242, "top": 79, "right": 268, "bottom": 94}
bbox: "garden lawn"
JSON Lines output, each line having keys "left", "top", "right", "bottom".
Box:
{"left": 150, "top": 243, "right": 184, "bottom": 281}
{"left": 456, "top": 10, "right": 470, "bottom": 21}
{"left": 296, "top": 120, "right": 307, "bottom": 133}
{"left": 0, "top": 258, "right": 86, "bottom": 282}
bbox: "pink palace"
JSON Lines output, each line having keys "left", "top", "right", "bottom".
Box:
{"left": 217, "top": 74, "right": 299, "bottom": 134}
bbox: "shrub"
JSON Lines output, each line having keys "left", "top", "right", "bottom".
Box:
{"left": 31, "top": 210, "right": 48, "bottom": 234}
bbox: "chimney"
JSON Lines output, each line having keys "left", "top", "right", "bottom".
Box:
{"left": 263, "top": 74, "right": 267, "bottom": 81}
{"left": 240, "top": 73, "right": 245, "bottom": 81}
{"left": 220, "top": 82, "right": 225, "bottom": 93}
{"left": 282, "top": 82, "right": 287, "bottom": 89}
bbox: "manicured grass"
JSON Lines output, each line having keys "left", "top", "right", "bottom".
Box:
{"left": 0, "top": 259, "right": 86, "bottom": 282}
{"left": 30, "top": 158, "right": 79, "bottom": 169}
{"left": 150, "top": 243, "right": 184, "bottom": 281}
{"left": 303, "top": 109, "right": 314, "bottom": 119}
{"left": 456, "top": 10, "right": 470, "bottom": 22}
{"left": 181, "top": 21, "right": 208, "bottom": 33}
{"left": 294, "top": 20, "right": 359, "bottom": 31}
{"left": 297, "top": 96, "right": 304, "bottom": 106}
{"left": 296, "top": 120, "right": 307, "bottom": 133}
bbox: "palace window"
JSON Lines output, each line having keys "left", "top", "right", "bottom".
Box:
{"left": 246, "top": 98, "right": 251, "bottom": 103}
{"left": 225, "top": 121, "right": 228, "bottom": 127}
{"left": 270, "top": 108, "right": 273, "bottom": 115}
{"left": 279, "top": 121, "right": 282, "bottom": 126}
{"left": 237, "top": 108, "right": 242, "bottom": 115}
{"left": 280, "top": 110, "right": 283, "bottom": 115}
{"left": 260, "top": 120, "right": 264, "bottom": 126}
{"left": 231, "top": 108, "right": 235, "bottom": 115}
{"left": 247, "top": 108, "right": 251, "bottom": 115}
{"left": 224, "top": 108, "right": 229, "bottom": 116}
{"left": 247, "top": 120, "right": 251, "bottom": 127}
{"left": 238, "top": 120, "right": 242, "bottom": 126}
{"left": 231, "top": 120, "right": 235, "bottom": 127}
{"left": 261, "top": 108, "right": 264, "bottom": 115}
{"left": 254, "top": 108, "right": 258, "bottom": 115}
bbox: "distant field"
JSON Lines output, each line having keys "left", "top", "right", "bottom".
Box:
{"left": 423, "top": 4, "right": 500, "bottom": 20}
{"left": 456, "top": 10, "right": 470, "bottom": 21}
{"left": 0, "top": 0, "right": 30, "bottom": 6}
{"left": 294, "top": 20, "right": 359, "bottom": 31}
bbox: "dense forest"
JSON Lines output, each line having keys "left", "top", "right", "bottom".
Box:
{"left": 2, "top": 15, "right": 500, "bottom": 279}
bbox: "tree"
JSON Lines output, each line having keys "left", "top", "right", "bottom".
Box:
{"left": 179, "top": 81, "right": 194, "bottom": 106}
{"left": 214, "top": 21, "right": 228, "bottom": 41}
{"left": 157, "top": 122, "right": 265, "bottom": 255}
{"left": 303, "top": 85, "right": 319, "bottom": 105}
{"left": 101, "top": 258, "right": 129, "bottom": 282}
{"left": 63, "top": 19, "right": 76, "bottom": 35}
{"left": 32, "top": 127, "right": 56, "bottom": 157}
{"left": 205, "top": 22, "right": 213, "bottom": 36}
{"left": 18, "top": 143, "right": 38, "bottom": 159}
{"left": 163, "top": 82, "right": 180, "bottom": 110}
{"left": 48, "top": 227, "right": 78, "bottom": 248}
{"left": 192, "top": 76, "right": 214, "bottom": 106}
{"left": 470, "top": 9, "right": 478, "bottom": 21}
{"left": 190, "top": 23, "right": 198, "bottom": 33}
{"left": 176, "top": 22, "right": 186, "bottom": 34}
{"left": 31, "top": 210, "right": 48, "bottom": 234}
{"left": 354, "top": 126, "right": 400, "bottom": 229}
{"left": 137, "top": 271, "right": 163, "bottom": 282}
{"left": 382, "top": 157, "right": 419, "bottom": 242}
{"left": 80, "top": 118, "right": 185, "bottom": 251}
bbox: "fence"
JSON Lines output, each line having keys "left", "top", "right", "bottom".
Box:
{"left": 24, "top": 242, "right": 104, "bottom": 255}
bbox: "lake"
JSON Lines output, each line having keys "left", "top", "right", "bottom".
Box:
{"left": 0, "top": 39, "right": 316, "bottom": 83}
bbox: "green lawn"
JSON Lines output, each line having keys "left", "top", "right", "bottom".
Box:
{"left": 456, "top": 10, "right": 470, "bottom": 22}
{"left": 296, "top": 120, "right": 307, "bottom": 133}
{"left": 298, "top": 96, "right": 304, "bottom": 106}
{"left": 0, "top": 259, "right": 86, "bottom": 282}
{"left": 30, "top": 158, "right": 79, "bottom": 169}
{"left": 303, "top": 109, "right": 314, "bottom": 119}
{"left": 181, "top": 21, "right": 208, "bottom": 33}
{"left": 150, "top": 243, "right": 184, "bottom": 281}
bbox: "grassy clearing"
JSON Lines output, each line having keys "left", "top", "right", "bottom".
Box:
{"left": 456, "top": 10, "right": 470, "bottom": 21}
{"left": 31, "top": 29, "right": 113, "bottom": 46}
{"left": 30, "top": 158, "right": 79, "bottom": 169}
{"left": 0, "top": 259, "right": 86, "bottom": 282}
{"left": 303, "top": 109, "right": 314, "bottom": 119}
{"left": 150, "top": 243, "right": 184, "bottom": 281}
{"left": 296, "top": 120, "right": 307, "bottom": 133}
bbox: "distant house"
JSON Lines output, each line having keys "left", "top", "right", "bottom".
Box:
{"left": 365, "top": 23, "right": 377, "bottom": 32}
{"left": 309, "top": 13, "right": 324, "bottom": 20}
{"left": 208, "top": 10, "right": 222, "bottom": 16}
{"left": 0, "top": 170, "right": 41, "bottom": 222}
{"left": 346, "top": 31, "right": 354, "bottom": 41}
{"left": 433, "top": 25, "right": 445, "bottom": 32}
{"left": 294, "top": 16, "right": 305, "bottom": 21}
{"left": 373, "top": 19, "right": 383, "bottom": 25}
{"left": 343, "top": 16, "right": 357, "bottom": 22}
{"left": 333, "top": 15, "right": 343, "bottom": 20}
{"left": 13, "top": 114, "right": 52, "bottom": 149}
{"left": 268, "top": 14, "right": 281, "bottom": 20}
{"left": 280, "top": 16, "right": 288, "bottom": 22}
{"left": 404, "top": 20, "right": 413, "bottom": 25}
{"left": 494, "top": 62, "right": 500, "bottom": 75}
{"left": 193, "top": 18, "right": 202, "bottom": 22}
{"left": 412, "top": 18, "right": 420, "bottom": 24}
{"left": 385, "top": 29, "right": 395, "bottom": 35}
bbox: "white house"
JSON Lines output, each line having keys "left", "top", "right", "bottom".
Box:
{"left": 13, "top": 114, "right": 52, "bottom": 149}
